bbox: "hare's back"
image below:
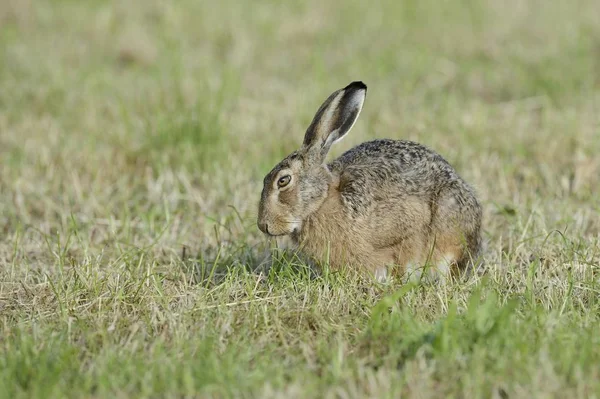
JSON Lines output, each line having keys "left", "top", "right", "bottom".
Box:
{"left": 327, "top": 139, "right": 465, "bottom": 237}
{"left": 329, "top": 139, "right": 457, "bottom": 193}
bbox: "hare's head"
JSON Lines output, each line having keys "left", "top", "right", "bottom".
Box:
{"left": 258, "top": 81, "right": 367, "bottom": 236}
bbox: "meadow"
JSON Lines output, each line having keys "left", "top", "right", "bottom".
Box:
{"left": 1, "top": 0, "right": 599, "bottom": 397}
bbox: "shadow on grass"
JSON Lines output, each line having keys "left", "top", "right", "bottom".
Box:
{"left": 179, "top": 242, "right": 320, "bottom": 287}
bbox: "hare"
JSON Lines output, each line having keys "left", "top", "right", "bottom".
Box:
{"left": 257, "top": 81, "right": 482, "bottom": 282}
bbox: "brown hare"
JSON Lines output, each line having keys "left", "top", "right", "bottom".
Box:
{"left": 257, "top": 81, "right": 482, "bottom": 282}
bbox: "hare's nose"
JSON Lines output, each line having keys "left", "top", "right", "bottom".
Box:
{"left": 258, "top": 221, "right": 270, "bottom": 235}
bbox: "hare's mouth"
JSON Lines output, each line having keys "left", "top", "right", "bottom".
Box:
{"left": 259, "top": 224, "right": 290, "bottom": 237}
{"left": 261, "top": 221, "right": 301, "bottom": 237}
{"left": 265, "top": 228, "right": 298, "bottom": 238}
{"left": 264, "top": 230, "right": 287, "bottom": 237}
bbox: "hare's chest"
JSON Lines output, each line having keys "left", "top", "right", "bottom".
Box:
{"left": 297, "top": 202, "right": 373, "bottom": 269}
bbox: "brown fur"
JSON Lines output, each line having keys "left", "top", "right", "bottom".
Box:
{"left": 258, "top": 81, "right": 482, "bottom": 281}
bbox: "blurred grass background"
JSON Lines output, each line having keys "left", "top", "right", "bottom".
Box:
{"left": 0, "top": 0, "right": 599, "bottom": 397}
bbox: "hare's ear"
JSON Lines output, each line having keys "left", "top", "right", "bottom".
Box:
{"left": 301, "top": 81, "right": 367, "bottom": 163}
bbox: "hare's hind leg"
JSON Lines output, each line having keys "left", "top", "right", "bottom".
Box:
{"left": 387, "top": 233, "right": 430, "bottom": 282}
{"left": 430, "top": 245, "right": 462, "bottom": 283}
{"left": 429, "top": 185, "right": 482, "bottom": 280}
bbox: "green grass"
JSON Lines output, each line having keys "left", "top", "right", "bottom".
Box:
{"left": 1, "top": 0, "right": 600, "bottom": 397}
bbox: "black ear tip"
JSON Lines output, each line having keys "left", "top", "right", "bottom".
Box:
{"left": 345, "top": 81, "right": 367, "bottom": 92}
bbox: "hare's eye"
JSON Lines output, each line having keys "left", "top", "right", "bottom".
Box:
{"left": 277, "top": 175, "right": 291, "bottom": 188}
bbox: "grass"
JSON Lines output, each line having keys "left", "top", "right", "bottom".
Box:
{"left": 1, "top": 0, "right": 599, "bottom": 397}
